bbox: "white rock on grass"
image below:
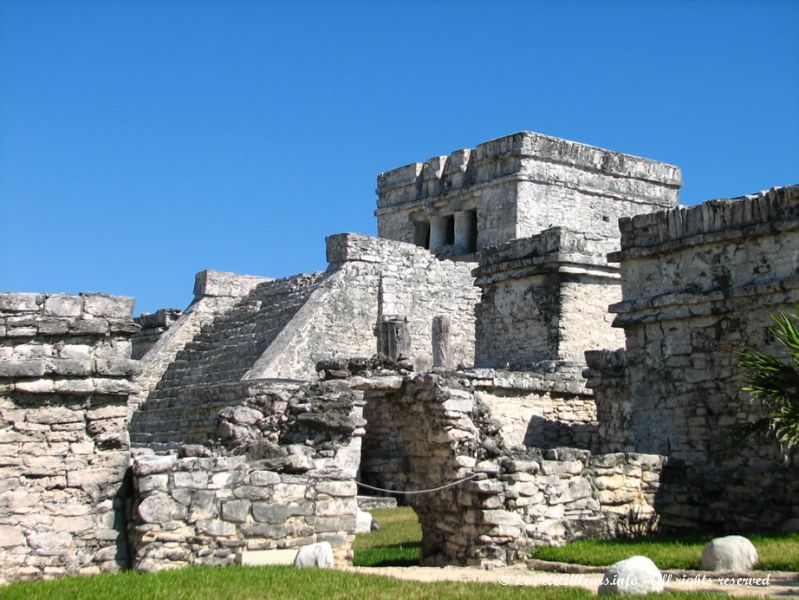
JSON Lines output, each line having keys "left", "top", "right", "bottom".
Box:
{"left": 598, "top": 555, "right": 664, "bottom": 596}
{"left": 293, "top": 542, "right": 334, "bottom": 569}
{"left": 701, "top": 535, "right": 758, "bottom": 572}
{"left": 355, "top": 509, "right": 372, "bottom": 534}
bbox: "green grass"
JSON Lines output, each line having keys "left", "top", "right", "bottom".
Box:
{"left": 352, "top": 506, "right": 422, "bottom": 566}
{"left": 531, "top": 533, "right": 799, "bottom": 571}
{"left": 0, "top": 564, "right": 754, "bottom": 600}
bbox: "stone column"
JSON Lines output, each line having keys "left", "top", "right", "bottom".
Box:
{"left": 454, "top": 211, "right": 475, "bottom": 253}
{"left": 432, "top": 315, "right": 452, "bottom": 369}
{"left": 429, "top": 216, "right": 447, "bottom": 252}
{"left": 377, "top": 315, "right": 411, "bottom": 361}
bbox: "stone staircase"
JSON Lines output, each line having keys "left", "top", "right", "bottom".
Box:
{"left": 130, "top": 272, "right": 325, "bottom": 444}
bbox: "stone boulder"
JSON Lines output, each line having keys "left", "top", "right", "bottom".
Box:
{"left": 701, "top": 536, "right": 758, "bottom": 572}
{"left": 293, "top": 542, "right": 334, "bottom": 569}
{"left": 598, "top": 555, "right": 664, "bottom": 596}
{"left": 356, "top": 509, "right": 373, "bottom": 534}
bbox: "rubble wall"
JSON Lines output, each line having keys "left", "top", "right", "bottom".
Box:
{"left": 129, "top": 378, "right": 364, "bottom": 570}
{"left": 342, "top": 366, "right": 663, "bottom": 566}
{"left": 0, "top": 292, "right": 139, "bottom": 582}
{"left": 603, "top": 185, "right": 799, "bottom": 531}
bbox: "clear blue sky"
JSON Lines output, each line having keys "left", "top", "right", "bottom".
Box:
{"left": 2, "top": 1, "right": 797, "bottom": 315}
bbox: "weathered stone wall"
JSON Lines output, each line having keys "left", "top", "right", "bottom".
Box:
{"left": 473, "top": 228, "right": 623, "bottom": 368}
{"left": 356, "top": 361, "right": 597, "bottom": 496}
{"left": 376, "top": 131, "right": 680, "bottom": 255}
{"left": 129, "top": 377, "right": 364, "bottom": 570}
{"left": 0, "top": 292, "right": 139, "bottom": 583}
{"left": 244, "top": 233, "right": 480, "bottom": 378}
{"left": 132, "top": 308, "right": 182, "bottom": 360}
{"left": 583, "top": 349, "right": 633, "bottom": 453}
{"left": 340, "top": 366, "right": 664, "bottom": 566}
{"left": 595, "top": 185, "right": 799, "bottom": 531}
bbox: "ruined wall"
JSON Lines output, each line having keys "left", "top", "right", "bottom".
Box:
{"left": 340, "top": 366, "right": 664, "bottom": 566}
{"left": 132, "top": 308, "right": 182, "bottom": 360}
{"left": 129, "top": 378, "right": 364, "bottom": 570}
{"left": 0, "top": 292, "right": 138, "bottom": 582}
{"left": 473, "top": 228, "right": 623, "bottom": 368}
{"left": 244, "top": 234, "right": 480, "bottom": 379}
{"left": 599, "top": 185, "right": 799, "bottom": 531}
{"left": 376, "top": 131, "right": 680, "bottom": 254}
{"left": 583, "top": 349, "right": 632, "bottom": 454}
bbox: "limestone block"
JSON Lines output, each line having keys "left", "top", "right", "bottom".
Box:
{"left": 15, "top": 379, "right": 54, "bottom": 393}
{"left": 43, "top": 295, "right": 83, "bottom": 317}
{"left": 0, "top": 360, "right": 46, "bottom": 378}
{"left": 0, "top": 293, "right": 43, "bottom": 312}
{"left": 0, "top": 525, "right": 25, "bottom": 547}
{"left": 196, "top": 519, "right": 236, "bottom": 537}
{"left": 248, "top": 470, "right": 280, "bottom": 486}
{"left": 28, "top": 532, "right": 73, "bottom": 557}
{"left": 81, "top": 293, "right": 135, "bottom": 319}
{"left": 293, "top": 542, "right": 334, "bottom": 569}
{"left": 137, "top": 493, "right": 186, "bottom": 524}
{"left": 598, "top": 556, "right": 664, "bottom": 595}
{"left": 137, "top": 474, "right": 168, "bottom": 494}
{"left": 221, "top": 500, "right": 251, "bottom": 523}
{"left": 315, "top": 480, "right": 357, "bottom": 497}
{"left": 701, "top": 536, "right": 758, "bottom": 572}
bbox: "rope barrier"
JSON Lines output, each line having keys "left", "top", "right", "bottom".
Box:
{"left": 355, "top": 473, "right": 479, "bottom": 495}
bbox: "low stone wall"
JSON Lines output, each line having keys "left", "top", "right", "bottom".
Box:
{"left": 131, "top": 454, "right": 358, "bottom": 571}
{"left": 0, "top": 292, "right": 139, "bottom": 583}
{"left": 129, "top": 376, "right": 364, "bottom": 570}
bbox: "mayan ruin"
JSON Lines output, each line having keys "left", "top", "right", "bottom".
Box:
{"left": 1, "top": 127, "right": 797, "bottom": 589}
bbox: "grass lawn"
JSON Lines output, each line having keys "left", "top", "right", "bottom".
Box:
{"left": 531, "top": 533, "right": 799, "bottom": 571}
{"left": 352, "top": 506, "right": 422, "bottom": 566}
{"left": 1, "top": 564, "right": 751, "bottom": 600}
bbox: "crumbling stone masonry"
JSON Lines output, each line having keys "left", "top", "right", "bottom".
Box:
{"left": 0, "top": 292, "right": 139, "bottom": 582}
{"left": 129, "top": 378, "right": 364, "bottom": 570}
{"left": 330, "top": 360, "right": 664, "bottom": 566}
{"left": 587, "top": 185, "right": 799, "bottom": 532}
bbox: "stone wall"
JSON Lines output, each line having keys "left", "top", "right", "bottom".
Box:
{"left": 376, "top": 131, "right": 680, "bottom": 255}
{"left": 591, "top": 185, "right": 799, "bottom": 531}
{"left": 129, "top": 377, "right": 364, "bottom": 570}
{"left": 473, "top": 228, "right": 623, "bottom": 368}
{"left": 0, "top": 292, "right": 139, "bottom": 583}
{"left": 332, "top": 361, "right": 664, "bottom": 566}
{"left": 244, "top": 233, "right": 480, "bottom": 378}
{"left": 583, "top": 349, "right": 632, "bottom": 453}
{"left": 132, "top": 308, "right": 182, "bottom": 360}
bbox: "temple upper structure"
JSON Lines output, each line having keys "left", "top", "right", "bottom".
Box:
{"left": 375, "top": 131, "right": 682, "bottom": 256}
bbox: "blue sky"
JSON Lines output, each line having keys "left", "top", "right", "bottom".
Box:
{"left": 1, "top": 1, "right": 797, "bottom": 315}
